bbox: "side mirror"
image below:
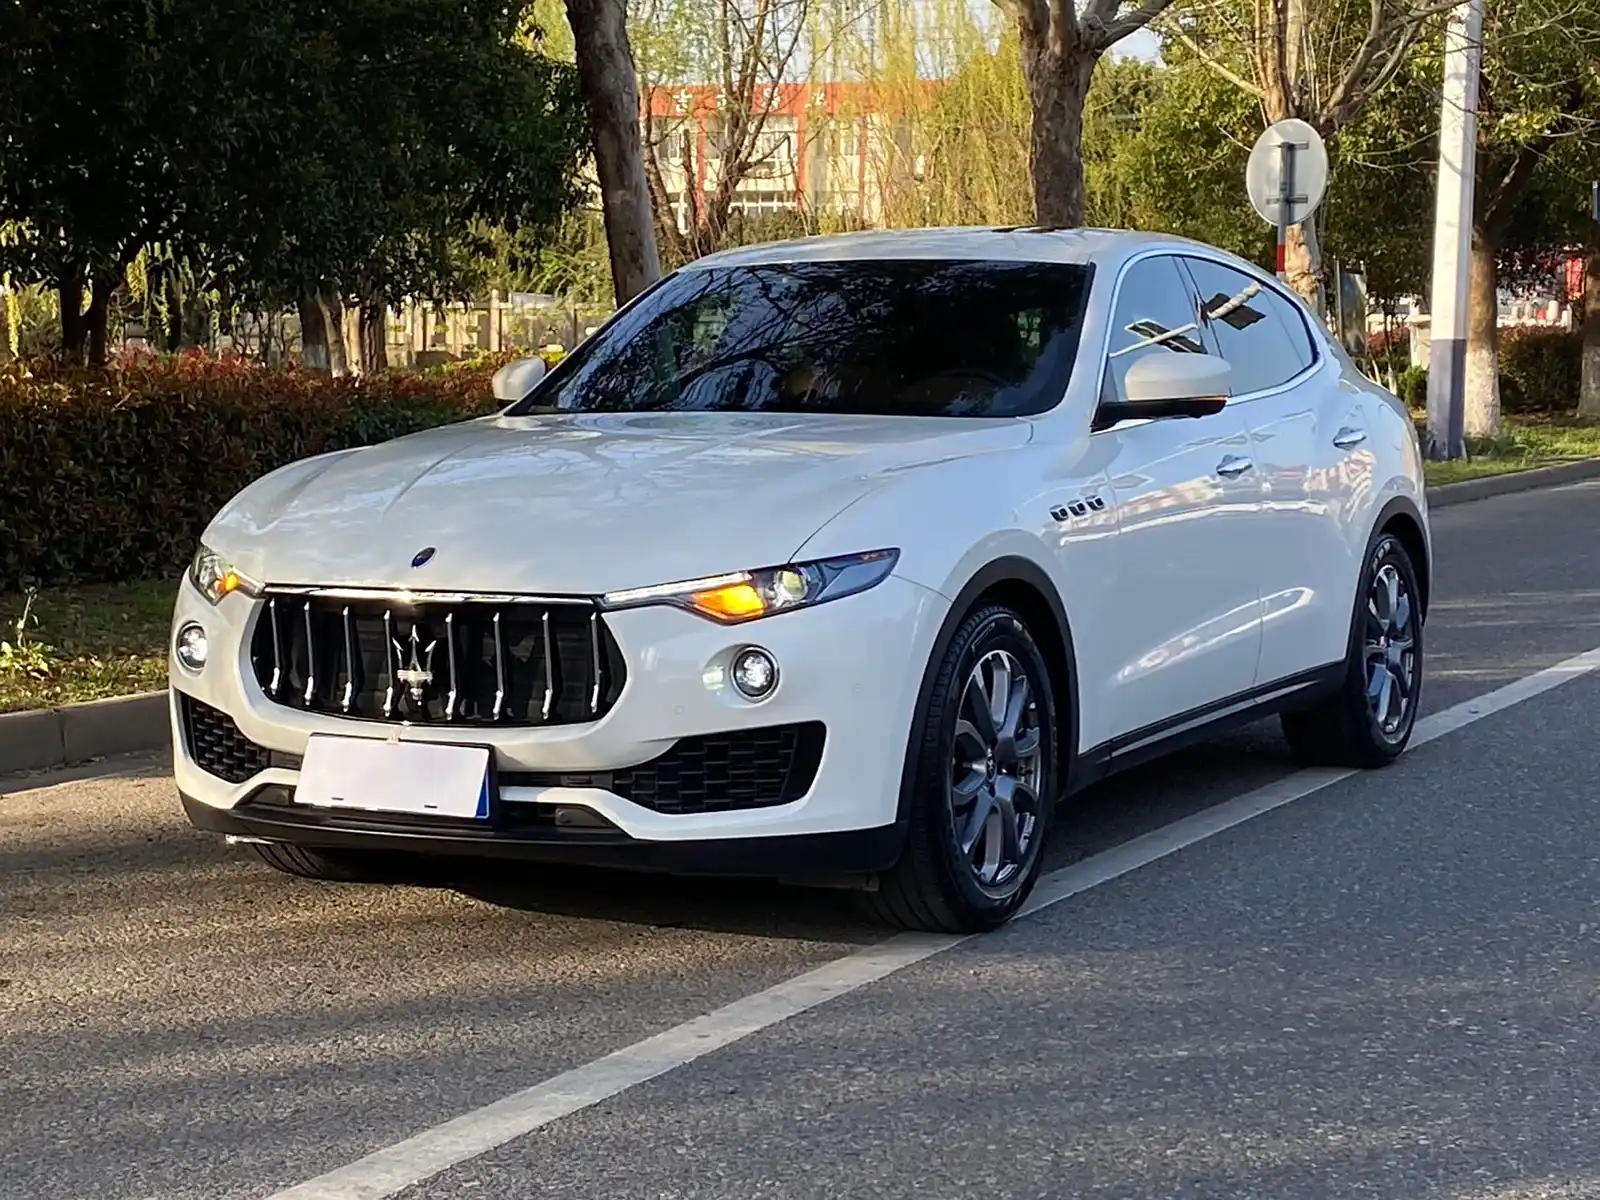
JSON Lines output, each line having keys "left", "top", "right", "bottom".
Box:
{"left": 491, "top": 356, "right": 547, "bottom": 405}
{"left": 1096, "top": 353, "right": 1232, "bottom": 430}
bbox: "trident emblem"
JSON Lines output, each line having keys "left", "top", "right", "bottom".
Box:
{"left": 393, "top": 625, "right": 438, "bottom": 705}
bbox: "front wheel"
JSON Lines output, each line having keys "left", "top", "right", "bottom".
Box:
{"left": 864, "top": 604, "right": 1059, "bottom": 934}
{"left": 1282, "top": 530, "right": 1423, "bottom": 768}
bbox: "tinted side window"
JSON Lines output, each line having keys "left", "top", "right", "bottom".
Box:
{"left": 1103, "top": 256, "right": 1208, "bottom": 404}
{"left": 1182, "top": 258, "right": 1313, "bottom": 394}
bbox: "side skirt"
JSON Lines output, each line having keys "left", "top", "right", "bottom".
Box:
{"left": 1068, "top": 662, "right": 1346, "bottom": 795}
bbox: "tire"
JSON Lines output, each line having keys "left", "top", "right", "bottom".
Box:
{"left": 1281, "top": 530, "right": 1424, "bottom": 768}
{"left": 250, "top": 841, "right": 395, "bottom": 883}
{"left": 864, "top": 603, "right": 1060, "bottom": 934}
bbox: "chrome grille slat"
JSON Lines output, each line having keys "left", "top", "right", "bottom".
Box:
{"left": 340, "top": 605, "right": 356, "bottom": 712}
{"left": 588, "top": 612, "right": 603, "bottom": 715}
{"left": 251, "top": 592, "right": 620, "bottom": 728}
{"left": 302, "top": 601, "right": 316, "bottom": 705}
{"left": 267, "top": 598, "right": 283, "bottom": 696}
{"left": 445, "top": 612, "right": 459, "bottom": 721}
{"left": 541, "top": 611, "right": 554, "bottom": 721}
{"left": 382, "top": 609, "right": 397, "bottom": 718}
{"left": 492, "top": 611, "right": 506, "bottom": 722}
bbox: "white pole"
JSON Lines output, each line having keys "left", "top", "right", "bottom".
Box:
{"left": 1424, "top": 0, "right": 1485, "bottom": 460}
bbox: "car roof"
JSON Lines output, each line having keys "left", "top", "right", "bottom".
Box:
{"left": 685, "top": 226, "right": 1220, "bottom": 272}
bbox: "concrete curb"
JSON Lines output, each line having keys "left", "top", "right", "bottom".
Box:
{"left": 0, "top": 691, "right": 166, "bottom": 776}
{"left": 1426, "top": 457, "right": 1600, "bottom": 509}
{"left": 4, "top": 457, "right": 1600, "bottom": 777}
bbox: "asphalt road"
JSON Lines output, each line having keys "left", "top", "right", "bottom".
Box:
{"left": 5, "top": 480, "right": 1600, "bottom": 1200}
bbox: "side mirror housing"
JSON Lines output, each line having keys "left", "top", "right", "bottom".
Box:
{"left": 1096, "top": 353, "right": 1232, "bottom": 430}
{"left": 491, "top": 356, "right": 548, "bottom": 405}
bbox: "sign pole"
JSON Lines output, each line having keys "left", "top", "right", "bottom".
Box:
{"left": 1423, "top": 0, "right": 1485, "bottom": 461}
{"left": 1276, "top": 141, "right": 1297, "bottom": 281}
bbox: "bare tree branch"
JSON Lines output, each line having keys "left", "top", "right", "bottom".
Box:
{"left": 1169, "top": 25, "right": 1268, "bottom": 97}
{"left": 1086, "top": 0, "right": 1178, "bottom": 49}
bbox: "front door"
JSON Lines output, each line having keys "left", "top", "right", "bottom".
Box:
{"left": 1181, "top": 255, "right": 1361, "bottom": 684}
{"left": 1089, "top": 255, "right": 1265, "bottom": 744}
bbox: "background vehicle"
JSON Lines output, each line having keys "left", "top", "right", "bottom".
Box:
{"left": 171, "top": 227, "right": 1430, "bottom": 933}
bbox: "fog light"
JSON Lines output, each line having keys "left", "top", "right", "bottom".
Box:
{"left": 731, "top": 647, "right": 778, "bottom": 700}
{"left": 176, "top": 623, "right": 209, "bottom": 671}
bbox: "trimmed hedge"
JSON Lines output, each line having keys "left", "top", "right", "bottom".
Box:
{"left": 1499, "top": 327, "right": 1582, "bottom": 415}
{"left": 0, "top": 353, "right": 515, "bottom": 591}
{"left": 1384, "top": 329, "right": 1584, "bottom": 417}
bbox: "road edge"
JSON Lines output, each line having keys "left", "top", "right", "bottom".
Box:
{"left": 4, "top": 457, "right": 1598, "bottom": 776}
{"left": 0, "top": 690, "right": 166, "bottom": 775}
{"left": 1426, "top": 456, "right": 1600, "bottom": 509}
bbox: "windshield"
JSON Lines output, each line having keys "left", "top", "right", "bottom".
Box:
{"left": 509, "top": 258, "right": 1094, "bottom": 419}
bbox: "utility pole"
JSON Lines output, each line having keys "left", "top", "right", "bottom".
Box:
{"left": 1424, "top": 0, "right": 1485, "bottom": 461}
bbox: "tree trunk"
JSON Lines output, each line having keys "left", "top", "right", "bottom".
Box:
{"left": 324, "top": 291, "right": 350, "bottom": 377}
{"left": 1019, "top": 32, "right": 1097, "bottom": 228}
{"left": 85, "top": 272, "right": 117, "bottom": 367}
{"left": 565, "top": 0, "right": 662, "bottom": 305}
{"left": 1463, "top": 229, "right": 1501, "bottom": 440}
{"left": 298, "top": 289, "right": 350, "bottom": 376}
{"left": 359, "top": 297, "right": 388, "bottom": 375}
{"left": 298, "top": 293, "right": 330, "bottom": 372}
{"left": 59, "top": 279, "right": 87, "bottom": 365}
{"left": 1580, "top": 249, "right": 1600, "bottom": 419}
{"left": 1285, "top": 215, "right": 1325, "bottom": 319}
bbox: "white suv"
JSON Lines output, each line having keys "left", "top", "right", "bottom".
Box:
{"left": 171, "top": 227, "right": 1430, "bottom": 932}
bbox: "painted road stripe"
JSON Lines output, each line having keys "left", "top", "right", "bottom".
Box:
{"left": 267, "top": 643, "right": 1600, "bottom": 1200}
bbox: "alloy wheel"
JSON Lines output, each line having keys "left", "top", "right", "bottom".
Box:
{"left": 1365, "top": 561, "right": 1417, "bottom": 739}
{"left": 949, "top": 649, "right": 1045, "bottom": 891}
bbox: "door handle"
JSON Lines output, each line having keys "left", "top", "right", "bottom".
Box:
{"left": 1333, "top": 426, "right": 1368, "bottom": 449}
{"left": 1216, "top": 455, "right": 1254, "bottom": 478}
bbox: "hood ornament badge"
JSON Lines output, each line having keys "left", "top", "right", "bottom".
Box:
{"left": 394, "top": 625, "right": 438, "bottom": 705}
{"left": 411, "top": 546, "right": 436, "bottom": 569}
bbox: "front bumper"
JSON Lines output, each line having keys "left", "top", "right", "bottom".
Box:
{"left": 170, "top": 573, "right": 947, "bottom": 872}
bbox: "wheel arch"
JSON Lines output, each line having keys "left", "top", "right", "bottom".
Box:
{"left": 893, "top": 556, "right": 1082, "bottom": 830}
{"left": 1373, "top": 495, "right": 1431, "bottom": 621}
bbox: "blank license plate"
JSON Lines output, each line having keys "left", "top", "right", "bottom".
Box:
{"left": 295, "top": 736, "right": 491, "bottom": 820}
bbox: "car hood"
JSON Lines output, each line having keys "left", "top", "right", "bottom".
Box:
{"left": 206, "top": 410, "right": 1032, "bottom": 595}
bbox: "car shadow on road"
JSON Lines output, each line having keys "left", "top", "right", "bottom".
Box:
{"left": 445, "top": 859, "right": 884, "bottom": 944}
{"left": 449, "top": 720, "right": 1300, "bottom": 939}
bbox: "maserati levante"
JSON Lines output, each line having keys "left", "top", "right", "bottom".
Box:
{"left": 171, "top": 227, "right": 1429, "bottom": 932}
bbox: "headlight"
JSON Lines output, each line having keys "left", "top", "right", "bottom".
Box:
{"left": 602, "top": 549, "right": 900, "bottom": 624}
{"left": 189, "top": 545, "right": 260, "bottom": 605}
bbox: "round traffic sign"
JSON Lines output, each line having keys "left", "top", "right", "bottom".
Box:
{"left": 1245, "top": 118, "right": 1329, "bottom": 227}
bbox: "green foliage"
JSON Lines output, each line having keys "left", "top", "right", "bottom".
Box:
{"left": 1106, "top": 57, "right": 1272, "bottom": 265}
{"left": 1397, "top": 365, "right": 1429, "bottom": 412}
{"left": 1499, "top": 327, "right": 1583, "bottom": 414}
{"left": 0, "top": 0, "right": 590, "bottom": 351}
{"left": 0, "top": 355, "right": 518, "bottom": 590}
{"left": 0, "top": 589, "right": 55, "bottom": 678}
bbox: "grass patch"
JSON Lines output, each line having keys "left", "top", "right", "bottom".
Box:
{"left": 0, "top": 577, "right": 175, "bottom": 714}
{"left": 1420, "top": 415, "right": 1600, "bottom": 487}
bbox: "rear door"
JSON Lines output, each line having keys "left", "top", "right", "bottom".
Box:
{"left": 1179, "top": 255, "right": 1362, "bottom": 685}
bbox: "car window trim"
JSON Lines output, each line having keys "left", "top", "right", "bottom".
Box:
{"left": 1089, "top": 246, "right": 1327, "bottom": 434}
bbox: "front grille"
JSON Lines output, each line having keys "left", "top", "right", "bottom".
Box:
{"left": 503, "top": 723, "right": 825, "bottom": 815}
{"left": 250, "top": 593, "right": 625, "bottom": 727}
{"left": 180, "top": 695, "right": 301, "bottom": 784}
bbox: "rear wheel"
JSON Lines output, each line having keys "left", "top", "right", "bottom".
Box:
{"left": 250, "top": 842, "right": 397, "bottom": 883}
{"left": 1282, "top": 530, "right": 1423, "bottom": 768}
{"left": 864, "top": 604, "right": 1058, "bottom": 934}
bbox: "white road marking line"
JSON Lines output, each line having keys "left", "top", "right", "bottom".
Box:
{"left": 267, "top": 643, "right": 1600, "bottom": 1200}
